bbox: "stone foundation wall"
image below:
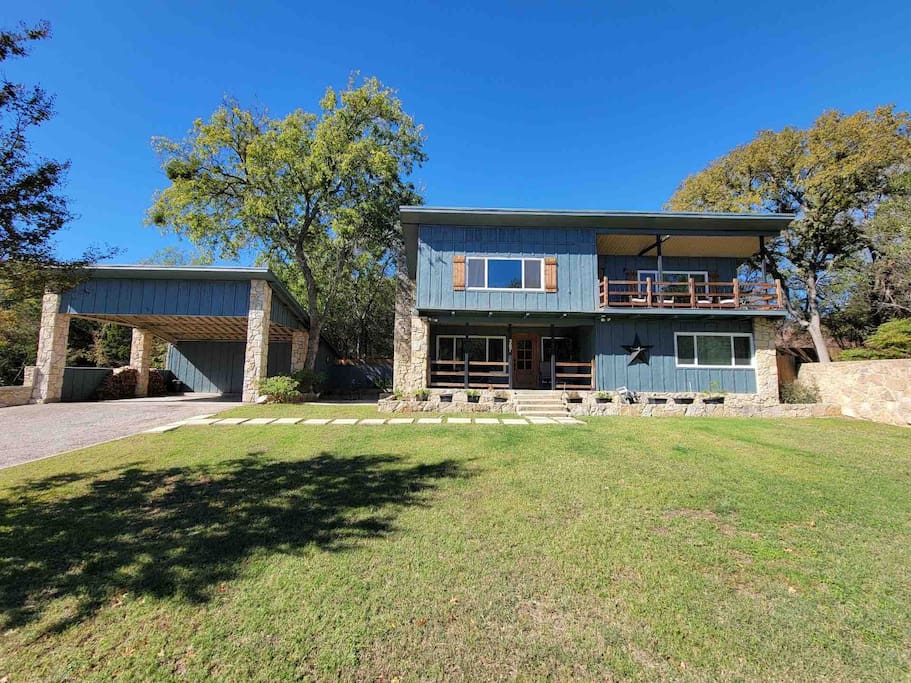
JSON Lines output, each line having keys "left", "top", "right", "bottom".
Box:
{"left": 0, "top": 384, "right": 33, "bottom": 407}
{"left": 379, "top": 389, "right": 517, "bottom": 414}
{"left": 569, "top": 401, "right": 839, "bottom": 418}
{"left": 798, "top": 359, "right": 911, "bottom": 427}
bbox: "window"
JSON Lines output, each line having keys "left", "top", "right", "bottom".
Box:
{"left": 465, "top": 257, "right": 544, "bottom": 290}
{"left": 541, "top": 336, "right": 574, "bottom": 360}
{"left": 436, "top": 335, "right": 507, "bottom": 363}
{"left": 638, "top": 270, "right": 708, "bottom": 294}
{"left": 675, "top": 333, "right": 753, "bottom": 368}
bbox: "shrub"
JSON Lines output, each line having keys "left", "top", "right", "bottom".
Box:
{"left": 596, "top": 391, "right": 613, "bottom": 401}
{"left": 147, "top": 369, "right": 167, "bottom": 397}
{"left": 838, "top": 319, "right": 911, "bottom": 360}
{"left": 291, "top": 368, "right": 326, "bottom": 393}
{"left": 94, "top": 368, "right": 137, "bottom": 401}
{"left": 414, "top": 388, "right": 430, "bottom": 401}
{"left": 780, "top": 380, "right": 820, "bottom": 404}
{"left": 258, "top": 375, "right": 301, "bottom": 403}
{"left": 465, "top": 389, "right": 480, "bottom": 398}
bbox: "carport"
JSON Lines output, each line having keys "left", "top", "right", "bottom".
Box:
{"left": 32, "top": 266, "right": 319, "bottom": 403}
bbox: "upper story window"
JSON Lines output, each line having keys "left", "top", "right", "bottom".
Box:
{"left": 638, "top": 270, "right": 709, "bottom": 293}
{"left": 466, "top": 257, "right": 544, "bottom": 290}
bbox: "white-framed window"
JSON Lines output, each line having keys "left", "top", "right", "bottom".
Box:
{"left": 674, "top": 332, "right": 754, "bottom": 368}
{"left": 466, "top": 257, "right": 544, "bottom": 290}
{"left": 638, "top": 270, "right": 709, "bottom": 294}
{"left": 436, "top": 335, "right": 507, "bottom": 363}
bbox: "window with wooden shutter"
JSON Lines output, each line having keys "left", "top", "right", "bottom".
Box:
{"left": 453, "top": 255, "right": 465, "bottom": 291}
{"left": 544, "top": 257, "right": 558, "bottom": 292}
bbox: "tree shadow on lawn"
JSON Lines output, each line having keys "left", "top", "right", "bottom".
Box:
{"left": 0, "top": 452, "right": 467, "bottom": 634}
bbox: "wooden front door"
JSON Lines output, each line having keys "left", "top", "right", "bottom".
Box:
{"left": 512, "top": 333, "right": 539, "bottom": 389}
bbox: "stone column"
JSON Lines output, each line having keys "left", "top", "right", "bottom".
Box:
{"left": 753, "top": 317, "right": 780, "bottom": 405}
{"left": 290, "top": 328, "right": 309, "bottom": 372}
{"left": 31, "top": 292, "right": 71, "bottom": 403}
{"left": 393, "top": 257, "right": 416, "bottom": 392}
{"left": 407, "top": 315, "right": 430, "bottom": 393}
{"left": 130, "top": 328, "right": 154, "bottom": 397}
{"left": 242, "top": 279, "right": 273, "bottom": 403}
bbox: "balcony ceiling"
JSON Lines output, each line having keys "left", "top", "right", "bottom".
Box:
{"left": 596, "top": 234, "right": 764, "bottom": 258}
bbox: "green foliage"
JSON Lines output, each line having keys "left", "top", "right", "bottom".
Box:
{"left": 258, "top": 375, "right": 301, "bottom": 403}
{"left": 93, "top": 323, "right": 132, "bottom": 367}
{"left": 0, "top": 286, "right": 39, "bottom": 384}
{"left": 465, "top": 389, "right": 480, "bottom": 398}
{"left": 148, "top": 75, "right": 426, "bottom": 369}
{"left": 595, "top": 391, "right": 613, "bottom": 401}
{"left": 838, "top": 319, "right": 911, "bottom": 360}
{"left": 667, "top": 107, "right": 911, "bottom": 361}
{"left": 291, "top": 368, "right": 325, "bottom": 393}
{"left": 414, "top": 388, "right": 429, "bottom": 401}
{"left": 707, "top": 380, "right": 727, "bottom": 396}
{"left": 780, "top": 381, "right": 821, "bottom": 404}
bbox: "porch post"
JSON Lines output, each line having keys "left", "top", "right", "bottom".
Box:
{"left": 130, "top": 328, "right": 153, "bottom": 397}
{"left": 507, "top": 323, "right": 513, "bottom": 389}
{"left": 463, "top": 323, "right": 470, "bottom": 389}
{"left": 242, "top": 279, "right": 272, "bottom": 403}
{"left": 759, "top": 236, "right": 767, "bottom": 279}
{"left": 31, "top": 291, "right": 70, "bottom": 403}
{"left": 549, "top": 323, "right": 556, "bottom": 389}
{"left": 655, "top": 236, "right": 664, "bottom": 304}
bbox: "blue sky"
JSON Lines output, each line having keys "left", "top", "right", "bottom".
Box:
{"left": 9, "top": 1, "right": 911, "bottom": 263}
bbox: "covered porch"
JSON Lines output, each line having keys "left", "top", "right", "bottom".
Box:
{"left": 427, "top": 318, "right": 595, "bottom": 391}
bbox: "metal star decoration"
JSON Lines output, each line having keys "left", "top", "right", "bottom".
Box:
{"left": 622, "top": 334, "right": 652, "bottom": 366}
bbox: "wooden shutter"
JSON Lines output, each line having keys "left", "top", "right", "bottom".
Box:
{"left": 453, "top": 255, "right": 466, "bottom": 291}
{"left": 544, "top": 257, "right": 558, "bottom": 292}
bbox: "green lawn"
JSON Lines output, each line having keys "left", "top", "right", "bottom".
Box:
{"left": 1, "top": 410, "right": 909, "bottom": 681}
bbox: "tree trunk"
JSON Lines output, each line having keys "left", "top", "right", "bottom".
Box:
{"left": 805, "top": 273, "right": 831, "bottom": 363}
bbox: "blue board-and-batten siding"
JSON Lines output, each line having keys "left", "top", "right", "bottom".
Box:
{"left": 595, "top": 318, "right": 756, "bottom": 393}
{"left": 60, "top": 278, "right": 303, "bottom": 328}
{"left": 417, "top": 225, "right": 598, "bottom": 312}
{"left": 167, "top": 341, "right": 293, "bottom": 394}
{"left": 61, "top": 367, "right": 113, "bottom": 402}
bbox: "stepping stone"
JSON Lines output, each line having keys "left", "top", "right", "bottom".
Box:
{"left": 183, "top": 418, "right": 219, "bottom": 426}
{"left": 243, "top": 418, "right": 276, "bottom": 425}
{"left": 417, "top": 418, "right": 443, "bottom": 424}
{"left": 214, "top": 418, "right": 248, "bottom": 425}
{"left": 446, "top": 418, "right": 472, "bottom": 424}
{"left": 272, "top": 417, "right": 302, "bottom": 425}
{"left": 143, "top": 423, "right": 183, "bottom": 433}
{"left": 331, "top": 418, "right": 358, "bottom": 425}
{"left": 553, "top": 417, "right": 585, "bottom": 424}
{"left": 387, "top": 418, "right": 414, "bottom": 424}
{"left": 303, "top": 418, "right": 331, "bottom": 425}
{"left": 186, "top": 414, "right": 216, "bottom": 420}
{"left": 502, "top": 419, "right": 529, "bottom": 425}
{"left": 526, "top": 417, "right": 556, "bottom": 424}
{"left": 359, "top": 418, "right": 387, "bottom": 425}
{"left": 475, "top": 418, "right": 500, "bottom": 424}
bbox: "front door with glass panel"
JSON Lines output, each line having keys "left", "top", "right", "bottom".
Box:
{"left": 512, "top": 333, "right": 539, "bottom": 388}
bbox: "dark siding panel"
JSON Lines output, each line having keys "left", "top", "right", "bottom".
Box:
{"left": 417, "top": 225, "right": 598, "bottom": 312}
{"left": 594, "top": 318, "right": 755, "bottom": 393}
{"left": 267, "top": 342, "right": 291, "bottom": 376}
{"left": 167, "top": 341, "right": 245, "bottom": 393}
{"left": 61, "top": 367, "right": 113, "bottom": 402}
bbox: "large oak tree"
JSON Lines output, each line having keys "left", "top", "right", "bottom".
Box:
{"left": 667, "top": 107, "right": 911, "bottom": 361}
{"left": 149, "top": 77, "right": 425, "bottom": 368}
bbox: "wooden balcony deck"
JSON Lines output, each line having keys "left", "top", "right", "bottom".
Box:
{"left": 598, "top": 277, "right": 784, "bottom": 311}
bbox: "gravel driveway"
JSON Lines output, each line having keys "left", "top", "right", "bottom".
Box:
{"left": 0, "top": 395, "right": 238, "bottom": 469}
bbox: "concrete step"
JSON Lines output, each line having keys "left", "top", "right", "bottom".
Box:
{"left": 518, "top": 411, "right": 570, "bottom": 417}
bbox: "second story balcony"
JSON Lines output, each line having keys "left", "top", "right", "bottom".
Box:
{"left": 598, "top": 277, "right": 784, "bottom": 311}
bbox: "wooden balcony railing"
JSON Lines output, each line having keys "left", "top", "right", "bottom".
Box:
{"left": 553, "top": 360, "right": 593, "bottom": 390}
{"left": 598, "top": 277, "right": 784, "bottom": 311}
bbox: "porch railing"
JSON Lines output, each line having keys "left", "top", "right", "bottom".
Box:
{"left": 598, "top": 277, "right": 783, "bottom": 311}
{"left": 553, "top": 360, "right": 593, "bottom": 390}
{"left": 429, "top": 360, "right": 509, "bottom": 388}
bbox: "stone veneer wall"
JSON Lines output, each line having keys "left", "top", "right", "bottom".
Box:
{"left": 32, "top": 292, "right": 70, "bottom": 403}
{"left": 752, "top": 317, "right": 780, "bottom": 405}
{"left": 392, "top": 266, "right": 416, "bottom": 393}
{"left": 130, "top": 328, "right": 153, "bottom": 397}
{"left": 242, "top": 279, "right": 273, "bottom": 403}
{"left": 798, "top": 359, "right": 911, "bottom": 427}
{"left": 0, "top": 384, "right": 33, "bottom": 407}
{"left": 290, "top": 329, "right": 309, "bottom": 372}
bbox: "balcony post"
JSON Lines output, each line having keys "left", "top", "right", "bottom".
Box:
{"left": 776, "top": 279, "right": 783, "bottom": 309}
{"left": 507, "top": 323, "right": 513, "bottom": 389}
{"left": 463, "top": 323, "right": 470, "bottom": 389}
{"left": 759, "top": 236, "right": 767, "bottom": 279}
{"left": 689, "top": 277, "right": 696, "bottom": 307}
{"left": 646, "top": 277, "right": 653, "bottom": 307}
{"left": 733, "top": 279, "right": 740, "bottom": 308}
{"left": 549, "top": 323, "right": 556, "bottom": 390}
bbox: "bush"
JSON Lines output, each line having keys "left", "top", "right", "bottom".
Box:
{"left": 147, "top": 369, "right": 167, "bottom": 397}
{"left": 414, "top": 388, "right": 429, "bottom": 401}
{"left": 258, "top": 375, "right": 301, "bottom": 403}
{"left": 838, "top": 319, "right": 911, "bottom": 360}
{"left": 780, "top": 380, "right": 820, "bottom": 404}
{"left": 291, "top": 368, "right": 326, "bottom": 393}
{"left": 94, "top": 368, "right": 138, "bottom": 401}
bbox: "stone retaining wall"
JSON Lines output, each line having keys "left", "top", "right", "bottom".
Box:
{"left": 798, "top": 359, "right": 911, "bottom": 427}
{"left": 379, "top": 389, "right": 517, "bottom": 414}
{"left": 0, "top": 383, "right": 33, "bottom": 407}
{"left": 569, "top": 402, "right": 840, "bottom": 418}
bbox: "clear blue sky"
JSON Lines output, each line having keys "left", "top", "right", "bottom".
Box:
{"left": 9, "top": 1, "right": 911, "bottom": 263}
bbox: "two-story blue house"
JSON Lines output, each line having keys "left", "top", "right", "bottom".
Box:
{"left": 393, "top": 207, "right": 792, "bottom": 405}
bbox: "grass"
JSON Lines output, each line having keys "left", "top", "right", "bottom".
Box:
{"left": 0, "top": 410, "right": 909, "bottom": 681}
